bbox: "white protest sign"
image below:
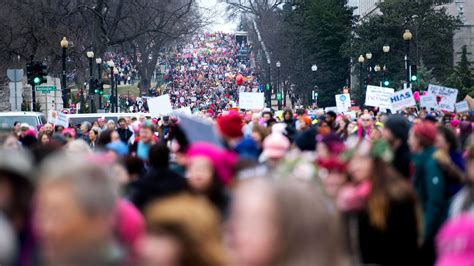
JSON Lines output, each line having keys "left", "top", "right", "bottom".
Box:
{"left": 455, "top": 101, "right": 469, "bottom": 113}
{"left": 148, "top": 94, "right": 173, "bottom": 116}
{"left": 49, "top": 111, "right": 69, "bottom": 128}
{"left": 325, "top": 106, "right": 338, "bottom": 113}
{"left": 173, "top": 106, "right": 192, "bottom": 116}
{"left": 428, "top": 84, "right": 458, "bottom": 112}
{"left": 420, "top": 95, "right": 437, "bottom": 109}
{"left": 238, "top": 92, "right": 265, "bottom": 110}
{"left": 365, "top": 85, "right": 394, "bottom": 110}
{"left": 335, "top": 94, "right": 351, "bottom": 113}
{"left": 389, "top": 88, "right": 416, "bottom": 112}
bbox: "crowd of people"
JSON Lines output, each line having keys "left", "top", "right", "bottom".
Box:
{"left": 0, "top": 105, "right": 473, "bottom": 265}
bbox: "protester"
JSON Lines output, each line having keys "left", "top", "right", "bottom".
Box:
{"left": 382, "top": 115, "right": 412, "bottom": 179}
{"left": 38, "top": 131, "right": 51, "bottom": 146}
{"left": 131, "top": 121, "right": 157, "bottom": 161}
{"left": 449, "top": 138, "right": 474, "bottom": 216}
{"left": 88, "top": 127, "right": 99, "bottom": 151}
{"left": 409, "top": 121, "right": 449, "bottom": 265}
{"left": 117, "top": 118, "right": 133, "bottom": 144}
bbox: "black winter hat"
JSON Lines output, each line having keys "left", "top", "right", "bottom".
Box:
{"left": 384, "top": 115, "right": 410, "bottom": 140}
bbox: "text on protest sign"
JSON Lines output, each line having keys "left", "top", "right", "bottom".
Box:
{"left": 238, "top": 92, "right": 265, "bottom": 110}
{"left": 455, "top": 101, "right": 469, "bottom": 113}
{"left": 335, "top": 94, "right": 351, "bottom": 113}
{"left": 390, "top": 88, "right": 416, "bottom": 112}
{"left": 428, "top": 84, "right": 458, "bottom": 112}
{"left": 365, "top": 85, "right": 394, "bottom": 110}
{"left": 49, "top": 111, "right": 69, "bottom": 128}
{"left": 148, "top": 94, "right": 173, "bottom": 116}
{"left": 420, "top": 95, "right": 437, "bottom": 109}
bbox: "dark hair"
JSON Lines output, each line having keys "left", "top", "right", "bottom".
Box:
{"left": 283, "top": 110, "right": 293, "bottom": 119}
{"left": 122, "top": 156, "right": 144, "bottom": 177}
{"left": 13, "top": 121, "right": 21, "bottom": 127}
{"left": 437, "top": 125, "right": 459, "bottom": 151}
{"left": 149, "top": 143, "right": 170, "bottom": 170}
{"left": 97, "top": 129, "right": 113, "bottom": 147}
{"left": 326, "top": 111, "right": 337, "bottom": 119}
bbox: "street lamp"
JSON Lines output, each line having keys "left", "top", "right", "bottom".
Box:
{"left": 108, "top": 60, "right": 115, "bottom": 113}
{"left": 276, "top": 61, "right": 281, "bottom": 110}
{"left": 382, "top": 45, "right": 390, "bottom": 86}
{"left": 358, "top": 55, "right": 365, "bottom": 101}
{"left": 374, "top": 65, "right": 381, "bottom": 86}
{"left": 403, "top": 30, "right": 413, "bottom": 86}
{"left": 86, "top": 51, "right": 95, "bottom": 113}
{"left": 311, "top": 64, "right": 318, "bottom": 105}
{"left": 113, "top": 67, "right": 119, "bottom": 113}
{"left": 96, "top": 58, "right": 103, "bottom": 109}
{"left": 60, "top": 37, "right": 69, "bottom": 108}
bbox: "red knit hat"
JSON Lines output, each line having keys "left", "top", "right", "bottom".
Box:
{"left": 217, "top": 113, "right": 243, "bottom": 139}
{"left": 413, "top": 121, "right": 437, "bottom": 147}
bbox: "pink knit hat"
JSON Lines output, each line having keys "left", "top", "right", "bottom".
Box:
{"left": 436, "top": 213, "right": 474, "bottom": 266}
{"left": 262, "top": 133, "right": 290, "bottom": 159}
{"left": 186, "top": 142, "right": 237, "bottom": 186}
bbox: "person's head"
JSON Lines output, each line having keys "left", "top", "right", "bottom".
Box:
{"left": 283, "top": 110, "right": 293, "bottom": 122}
{"left": 64, "top": 139, "right": 93, "bottom": 155}
{"left": 79, "top": 122, "right": 90, "bottom": 135}
{"left": 251, "top": 124, "right": 270, "bottom": 148}
{"left": 262, "top": 111, "right": 272, "bottom": 122}
{"left": 107, "top": 120, "right": 116, "bottom": 131}
{"left": 97, "top": 118, "right": 106, "bottom": 127}
{"left": 1, "top": 133, "right": 20, "bottom": 150}
{"left": 61, "top": 128, "right": 76, "bottom": 143}
{"left": 229, "top": 178, "right": 349, "bottom": 266}
{"left": 118, "top": 118, "right": 127, "bottom": 129}
{"left": 436, "top": 126, "right": 459, "bottom": 153}
{"left": 325, "top": 111, "right": 337, "bottom": 125}
{"left": 141, "top": 193, "right": 227, "bottom": 266}
{"left": 217, "top": 113, "right": 243, "bottom": 140}
{"left": 409, "top": 121, "right": 437, "bottom": 153}
{"left": 88, "top": 127, "right": 99, "bottom": 142}
{"left": 382, "top": 115, "right": 409, "bottom": 150}
{"left": 139, "top": 115, "right": 146, "bottom": 123}
{"left": 370, "top": 126, "right": 383, "bottom": 141}
{"left": 38, "top": 132, "right": 51, "bottom": 145}
{"left": 111, "top": 131, "right": 121, "bottom": 143}
{"left": 139, "top": 121, "right": 154, "bottom": 144}
{"left": 149, "top": 143, "right": 170, "bottom": 170}
{"left": 43, "top": 123, "right": 53, "bottom": 135}
{"left": 13, "top": 121, "right": 21, "bottom": 132}
{"left": 20, "top": 123, "right": 30, "bottom": 137}
{"left": 318, "top": 156, "right": 348, "bottom": 198}
{"left": 262, "top": 133, "right": 290, "bottom": 168}
{"left": 360, "top": 114, "right": 373, "bottom": 129}
{"left": 35, "top": 154, "right": 118, "bottom": 265}
{"left": 186, "top": 143, "right": 237, "bottom": 193}
{"left": 299, "top": 116, "right": 312, "bottom": 131}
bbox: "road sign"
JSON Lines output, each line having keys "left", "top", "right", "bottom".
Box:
{"left": 36, "top": 85, "right": 56, "bottom": 93}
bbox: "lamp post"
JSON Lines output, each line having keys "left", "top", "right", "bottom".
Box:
{"left": 311, "top": 64, "right": 318, "bottom": 106}
{"left": 96, "top": 58, "right": 102, "bottom": 109}
{"left": 365, "top": 52, "right": 372, "bottom": 84}
{"left": 108, "top": 60, "right": 115, "bottom": 113}
{"left": 358, "top": 55, "right": 365, "bottom": 102}
{"left": 382, "top": 45, "right": 390, "bottom": 86}
{"left": 374, "top": 64, "right": 382, "bottom": 87}
{"left": 86, "top": 51, "right": 95, "bottom": 113}
{"left": 60, "top": 37, "right": 69, "bottom": 108}
{"left": 114, "top": 67, "right": 119, "bottom": 113}
{"left": 403, "top": 29, "right": 413, "bottom": 87}
{"left": 276, "top": 61, "right": 281, "bottom": 110}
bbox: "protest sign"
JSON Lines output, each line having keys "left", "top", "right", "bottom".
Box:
{"left": 365, "top": 85, "right": 394, "bottom": 110}
{"left": 455, "top": 101, "right": 469, "bottom": 113}
{"left": 420, "top": 95, "right": 436, "bottom": 109}
{"left": 428, "top": 84, "right": 458, "bottom": 112}
{"left": 335, "top": 94, "right": 351, "bottom": 113}
{"left": 148, "top": 94, "right": 173, "bottom": 116}
{"left": 49, "top": 111, "right": 69, "bottom": 128}
{"left": 177, "top": 115, "right": 223, "bottom": 147}
{"left": 173, "top": 106, "right": 192, "bottom": 116}
{"left": 389, "top": 88, "right": 416, "bottom": 112}
{"left": 239, "top": 92, "right": 265, "bottom": 110}
{"left": 325, "top": 106, "right": 338, "bottom": 113}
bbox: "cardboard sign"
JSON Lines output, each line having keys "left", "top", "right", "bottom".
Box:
{"left": 420, "top": 95, "right": 437, "bottom": 109}
{"left": 428, "top": 84, "right": 458, "bottom": 112}
{"left": 389, "top": 88, "right": 416, "bottom": 112}
{"left": 148, "top": 94, "right": 173, "bottom": 116}
{"left": 455, "top": 101, "right": 469, "bottom": 113}
{"left": 335, "top": 94, "right": 351, "bottom": 113}
{"left": 49, "top": 111, "right": 69, "bottom": 128}
{"left": 239, "top": 92, "right": 265, "bottom": 110}
{"left": 365, "top": 85, "right": 394, "bottom": 110}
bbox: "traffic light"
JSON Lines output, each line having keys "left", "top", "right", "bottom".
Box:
{"left": 90, "top": 79, "right": 99, "bottom": 95}
{"left": 26, "top": 62, "right": 48, "bottom": 86}
{"left": 410, "top": 65, "right": 418, "bottom": 82}
{"left": 99, "top": 84, "right": 104, "bottom": 95}
{"left": 26, "top": 62, "right": 35, "bottom": 85}
{"left": 276, "top": 92, "right": 282, "bottom": 101}
{"left": 383, "top": 80, "right": 390, "bottom": 87}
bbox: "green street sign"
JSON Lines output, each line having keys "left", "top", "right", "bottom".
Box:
{"left": 36, "top": 85, "right": 56, "bottom": 93}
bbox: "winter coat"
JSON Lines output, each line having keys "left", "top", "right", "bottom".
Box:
{"left": 412, "top": 146, "right": 449, "bottom": 241}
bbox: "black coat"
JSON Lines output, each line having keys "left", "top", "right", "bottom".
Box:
{"left": 117, "top": 128, "right": 133, "bottom": 144}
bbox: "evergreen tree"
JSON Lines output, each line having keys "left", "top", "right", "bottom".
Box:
{"left": 446, "top": 45, "right": 474, "bottom": 100}
{"left": 412, "top": 61, "right": 437, "bottom": 92}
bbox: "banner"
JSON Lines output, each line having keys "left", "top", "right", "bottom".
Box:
{"left": 238, "top": 92, "right": 265, "bottom": 110}
{"left": 389, "top": 88, "right": 416, "bottom": 112}
{"left": 428, "top": 84, "right": 458, "bottom": 112}
{"left": 335, "top": 94, "right": 351, "bottom": 113}
{"left": 49, "top": 111, "right": 69, "bottom": 128}
{"left": 365, "top": 85, "right": 394, "bottom": 110}
{"left": 455, "top": 101, "right": 469, "bottom": 113}
{"left": 420, "top": 95, "right": 437, "bottom": 109}
{"left": 148, "top": 94, "right": 173, "bottom": 116}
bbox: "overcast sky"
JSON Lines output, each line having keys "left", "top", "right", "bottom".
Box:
{"left": 198, "top": 0, "right": 238, "bottom": 32}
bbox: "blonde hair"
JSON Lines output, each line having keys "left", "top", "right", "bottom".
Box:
{"left": 144, "top": 193, "right": 227, "bottom": 266}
